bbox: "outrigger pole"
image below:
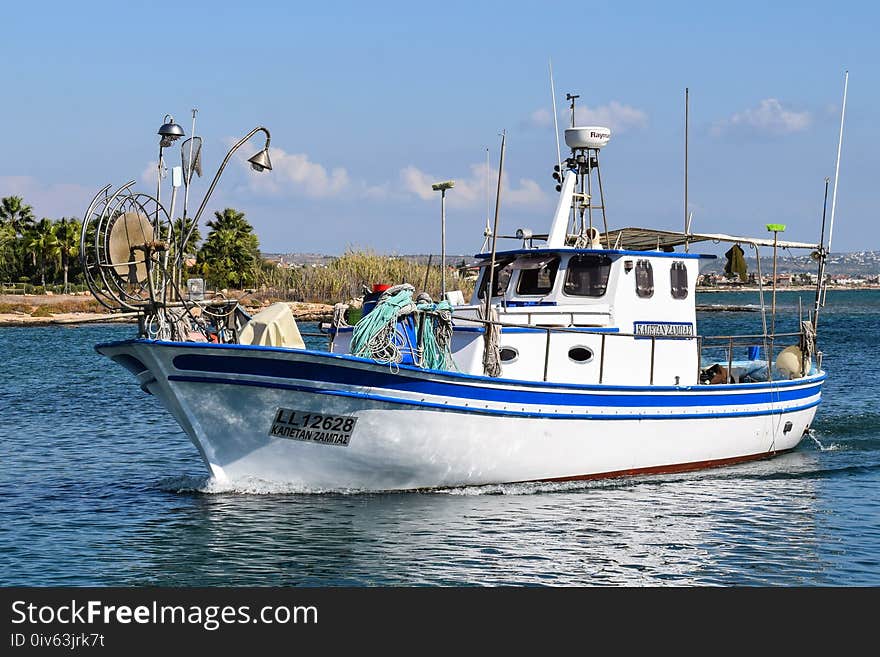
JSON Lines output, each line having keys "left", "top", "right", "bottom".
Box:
{"left": 827, "top": 70, "right": 848, "bottom": 255}
{"left": 814, "top": 70, "right": 849, "bottom": 327}
{"left": 482, "top": 130, "right": 506, "bottom": 377}
{"left": 812, "top": 177, "right": 830, "bottom": 332}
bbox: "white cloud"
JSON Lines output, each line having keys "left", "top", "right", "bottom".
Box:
{"left": 571, "top": 101, "right": 648, "bottom": 133}
{"left": 0, "top": 175, "right": 95, "bottom": 219}
{"left": 529, "top": 108, "right": 553, "bottom": 127}
{"left": 140, "top": 161, "right": 160, "bottom": 186}
{"left": 712, "top": 98, "right": 811, "bottom": 136}
{"left": 237, "top": 145, "right": 351, "bottom": 198}
{"left": 400, "top": 162, "right": 545, "bottom": 206}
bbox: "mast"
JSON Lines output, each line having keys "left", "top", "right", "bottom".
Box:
{"left": 684, "top": 87, "right": 689, "bottom": 252}
{"left": 827, "top": 70, "right": 848, "bottom": 254}
{"left": 549, "top": 59, "right": 562, "bottom": 175}
{"left": 812, "top": 178, "right": 830, "bottom": 332}
{"left": 482, "top": 131, "right": 506, "bottom": 377}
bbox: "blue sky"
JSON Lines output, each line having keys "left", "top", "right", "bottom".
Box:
{"left": 1, "top": 0, "right": 876, "bottom": 255}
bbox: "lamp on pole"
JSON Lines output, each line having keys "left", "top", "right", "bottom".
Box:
{"left": 177, "top": 126, "right": 273, "bottom": 267}
{"left": 157, "top": 114, "right": 185, "bottom": 222}
{"left": 432, "top": 180, "right": 455, "bottom": 298}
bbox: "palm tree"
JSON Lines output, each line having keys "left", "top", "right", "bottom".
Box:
{"left": 197, "top": 208, "right": 260, "bottom": 289}
{"left": 0, "top": 196, "right": 35, "bottom": 235}
{"left": 53, "top": 217, "right": 81, "bottom": 293}
{"left": 173, "top": 216, "right": 202, "bottom": 258}
{"left": 0, "top": 196, "right": 36, "bottom": 277}
{"left": 0, "top": 222, "right": 16, "bottom": 280}
{"left": 24, "top": 218, "right": 60, "bottom": 288}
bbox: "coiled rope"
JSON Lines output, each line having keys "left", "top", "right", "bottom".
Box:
{"left": 350, "top": 284, "right": 456, "bottom": 371}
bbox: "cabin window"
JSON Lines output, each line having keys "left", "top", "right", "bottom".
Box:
{"left": 568, "top": 346, "right": 594, "bottom": 363}
{"left": 477, "top": 258, "right": 514, "bottom": 299}
{"left": 670, "top": 261, "right": 689, "bottom": 299}
{"left": 635, "top": 259, "right": 654, "bottom": 298}
{"left": 516, "top": 256, "right": 560, "bottom": 295}
{"left": 563, "top": 254, "right": 612, "bottom": 297}
{"left": 500, "top": 347, "right": 519, "bottom": 363}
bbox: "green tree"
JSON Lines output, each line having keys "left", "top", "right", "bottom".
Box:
{"left": 0, "top": 196, "right": 36, "bottom": 278}
{"left": 197, "top": 208, "right": 260, "bottom": 289}
{"left": 53, "top": 217, "right": 81, "bottom": 293}
{"left": 24, "top": 218, "right": 60, "bottom": 287}
{"left": 173, "top": 216, "right": 202, "bottom": 258}
{"left": 0, "top": 222, "right": 16, "bottom": 280}
{"left": 0, "top": 196, "right": 35, "bottom": 234}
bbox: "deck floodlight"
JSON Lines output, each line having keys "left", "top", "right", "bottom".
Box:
{"left": 158, "top": 114, "right": 185, "bottom": 147}
{"left": 432, "top": 180, "right": 455, "bottom": 296}
{"left": 248, "top": 148, "right": 273, "bottom": 172}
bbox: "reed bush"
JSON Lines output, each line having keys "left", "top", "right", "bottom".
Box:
{"left": 253, "top": 250, "right": 475, "bottom": 305}
{"left": 0, "top": 302, "right": 34, "bottom": 314}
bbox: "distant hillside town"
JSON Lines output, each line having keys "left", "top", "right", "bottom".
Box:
{"left": 698, "top": 250, "right": 880, "bottom": 288}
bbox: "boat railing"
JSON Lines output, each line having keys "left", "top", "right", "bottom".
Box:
{"left": 451, "top": 313, "right": 804, "bottom": 385}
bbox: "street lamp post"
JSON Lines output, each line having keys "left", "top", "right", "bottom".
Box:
{"left": 432, "top": 180, "right": 455, "bottom": 298}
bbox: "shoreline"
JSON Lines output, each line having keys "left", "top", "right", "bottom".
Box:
{"left": 0, "top": 294, "right": 335, "bottom": 328}
{"left": 2, "top": 287, "right": 877, "bottom": 327}
{"left": 696, "top": 285, "right": 880, "bottom": 292}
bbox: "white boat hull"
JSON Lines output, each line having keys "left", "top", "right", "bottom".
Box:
{"left": 98, "top": 340, "right": 824, "bottom": 491}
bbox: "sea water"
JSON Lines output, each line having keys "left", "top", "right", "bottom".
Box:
{"left": 1, "top": 289, "right": 878, "bottom": 585}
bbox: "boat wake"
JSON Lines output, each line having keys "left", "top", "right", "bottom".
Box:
{"left": 439, "top": 478, "right": 631, "bottom": 496}
{"left": 806, "top": 430, "right": 840, "bottom": 452}
{"left": 157, "top": 474, "right": 384, "bottom": 495}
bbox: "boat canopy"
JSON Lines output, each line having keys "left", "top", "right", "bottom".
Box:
{"left": 603, "top": 227, "right": 820, "bottom": 251}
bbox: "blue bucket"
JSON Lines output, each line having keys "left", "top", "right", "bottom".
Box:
{"left": 362, "top": 291, "right": 381, "bottom": 317}
{"left": 393, "top": 316, "right": 419, "bottom": 365}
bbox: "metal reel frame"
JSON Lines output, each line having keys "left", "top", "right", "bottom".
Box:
{"left": 80, "top": 183, "right": 173, "bottom": 312}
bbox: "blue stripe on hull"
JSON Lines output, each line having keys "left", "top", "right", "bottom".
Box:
{"left": 96, "top": 339, "right": 827, "bottom": 392}
{"left": 170, "top": 353, "right": 822, "bottom": 408}
{"left": 167, "top": 374, "right": 822, "bottom": 421}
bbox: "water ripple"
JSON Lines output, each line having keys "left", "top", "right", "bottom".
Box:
{"left": 2, "top": 295, "right": 879, "bottom": 586}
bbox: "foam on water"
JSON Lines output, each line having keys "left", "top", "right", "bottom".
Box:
{"left": 157, "top": 474, "right": 374, "bottom": 496}
{"left": 440, "top": 477, "right": 636, "bottom": 496}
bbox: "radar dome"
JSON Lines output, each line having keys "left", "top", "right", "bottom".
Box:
{"left": 565, "top": 126, "right": 611, "bottom": 150}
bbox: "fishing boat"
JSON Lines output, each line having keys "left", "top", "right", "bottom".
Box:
{"left": 83, "top": 85, "right": 846, "bottom": 491}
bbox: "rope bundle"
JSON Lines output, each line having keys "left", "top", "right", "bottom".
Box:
{"left": 350, "top": 284, "right": 456, "bottom": 371}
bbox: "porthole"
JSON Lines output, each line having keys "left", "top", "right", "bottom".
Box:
{"left": 568, "top": 346, "right": 594, "bottom": 363}
{"left": 500, "top": 347, "right": 519, "bottom": 363}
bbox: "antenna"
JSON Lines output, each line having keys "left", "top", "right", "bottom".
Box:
{"left": 481, "top": 147, "right": 491, "bottom": 252}
{"left": 549, "top": 59, "right": 561, "bottom": 174}
{"left": 566, "top": 93, "right": 579, "bottom": 128}
{"left": 684, "top": 87, "right": 689, "bottom": 239}
{"left": 183, "top": 109, "right": 198, "bottom": 221}
{"left": 827, "top": 70, "right": 848, "bottom": 253}
{"left": 486, "top": 146, "right": 490, "bottom": 235}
